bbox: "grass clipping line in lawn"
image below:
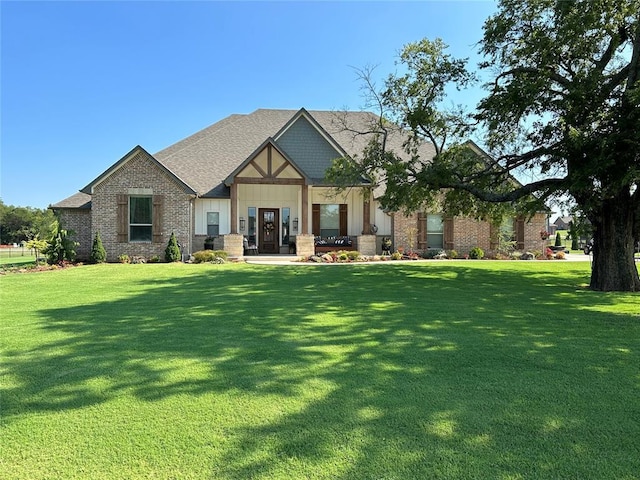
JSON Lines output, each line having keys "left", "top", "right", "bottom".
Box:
{"left": 1, "top": 262, "right": 639, "bottom": 479}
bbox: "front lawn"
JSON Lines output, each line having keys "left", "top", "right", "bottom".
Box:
{"left": 1, "top": 262, "right": 639, "bottom": 479}
{"left": 0, "top": 255, "right": 37, "bottom": 267}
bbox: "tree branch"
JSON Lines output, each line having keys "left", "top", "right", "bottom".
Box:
{"left": 594, "top": 29, "right": 622, "bottom": 74}
{"left": 444, "top": 177, "right": 568, "bottom": 203}
{"left": 626, "top": 17, "right": 640, "bottom": 89}
{"left": 493, "top": 66, "right": 571, "bottom": 89}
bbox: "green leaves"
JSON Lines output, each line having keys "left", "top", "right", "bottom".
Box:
{"left": 164, "top": 232, "right": 181, "bottom": 263}
{"left": 90, "top": 231, "right": 107, "bottom": 264}
{"left": 383, "top": 38, "right": 478, "bottom": 152}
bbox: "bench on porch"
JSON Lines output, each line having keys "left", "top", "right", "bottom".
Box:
{"left": 314, "top": 236, "right": 355, "bottom": 254}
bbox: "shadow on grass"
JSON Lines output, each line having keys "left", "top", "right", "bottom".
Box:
{"left": 3, "top": 263, "right": 639, "bottom": 478}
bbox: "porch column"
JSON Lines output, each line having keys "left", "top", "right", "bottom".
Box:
{"left": 301, "top": 184, "right": 309, "bottom": 234}
{"left": 230, "top": 183, "right": 238, "bottom": 233}
{"left": 362, "top": 197, "right": 371, "bottom": 234}
{"left": 295, "top": 183, "right": 314, "bottom": 256}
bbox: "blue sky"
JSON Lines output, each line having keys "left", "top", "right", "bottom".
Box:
{"left": 1, "top": 1, "right": 497, "bottom": 209}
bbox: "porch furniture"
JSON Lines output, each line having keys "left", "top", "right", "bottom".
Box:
{"left": 243, "top": 237, "right": 258, "bottom": 255}
{"left": 314, "top": 236, "right": 355, "bottom": 254}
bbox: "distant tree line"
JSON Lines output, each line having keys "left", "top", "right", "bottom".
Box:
{"left": 0, "top": 199, "right": 57, "bottom": 245}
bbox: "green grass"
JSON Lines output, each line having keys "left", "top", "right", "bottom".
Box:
{"left": 1, "top": 262, "right": 639, "bottom": 479}
{"left": 0, "top": 254, "right": 38, "bottom": 267}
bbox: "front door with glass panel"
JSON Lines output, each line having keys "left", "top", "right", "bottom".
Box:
{"left": 258, "top": 208, "right": 279, "bottom": 254}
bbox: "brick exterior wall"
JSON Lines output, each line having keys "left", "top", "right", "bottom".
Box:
{"left": 91, "top": 150, "right": 193, "bottom": 262}
{"left": 56, "top": 209, "right": 92, "bottom": 262}
{"left": 393, "top": 213, "right": 422, "bottom": 252}
{"left": 450, "top": 217, "right": 492, "bottom": 253}
{"left": 393, "top": 212, "right": 547, "bottom": 255}
{"left": 522, "top": 212, "right": 548, "bottom": 252}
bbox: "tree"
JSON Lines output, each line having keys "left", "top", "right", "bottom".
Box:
{"left": 476, "top": 0, "right": 639, "bottom": 291}
{"left": 90, "top": 231, "right": 107, "bottom": 264}
{"left": 25, "top": 236, "right": 48, "bottom": 261}
{"left": 165, "top": 232, "right": 181, "bottom": 262}
{"left": 330, "top": 0, "right": 639, "bottom": 291}
{"left": 555, "top": 231, "right": 563, "bottom": 247}
{"left": 0, "top": 200, "right": 57, "bottom": 244}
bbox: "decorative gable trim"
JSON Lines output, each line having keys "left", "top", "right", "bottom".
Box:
{"left": 224, "top": 138, "right": 309, "bottom": 186}
{"left": 81, "top": 145, "right": 196, "bottom": 195}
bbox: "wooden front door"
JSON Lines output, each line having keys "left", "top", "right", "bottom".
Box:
{"left": 258, "top": 208, "right": 279, "bottom": 254}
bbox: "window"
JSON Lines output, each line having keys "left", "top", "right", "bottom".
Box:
{"left": 494, "top": 216, "right": 524, "bottom": 250}
{"left": 248, "top": 207, "right": 256, "bottom": 245}
{"left": 207, "top": 212, "right": 220, "bottom": 237}
{"left": 130, "top": 196, "right": 152, "bottom": 242}
{"left": 312, "top": 204, "right": 347, "bottom": 237}
{"left": 117, "top": 193, "right": 162, "bottom": 244}
{"left": 282, "top": 207, "right": 290, "bottom": 245}
{"left": 426, "top": 213, "right": 444, "bottom": 249}
{"left": 320, "top": 204, "right": 340, "bottom": 237}
{"left": 500, "top": 218, "right": 515, "bottom": 242}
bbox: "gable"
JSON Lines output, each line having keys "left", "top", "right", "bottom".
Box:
{"left": 274, "top": 115, "right": 344, "bottom": 182}
{"left": 81, "top": 146, "right": 195, "bottom": 195}
{"left": 225, "top": 139, "right": 307, "bottom": 185}
{"left": 236, "top": 142, "right": 304, "bottom": 182}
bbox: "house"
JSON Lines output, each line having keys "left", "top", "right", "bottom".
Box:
{"left": 553, "top": 216, "right": 573, "bottom": 231}
{"left": 51, "top": 108, "right": 547, "bottom": 261}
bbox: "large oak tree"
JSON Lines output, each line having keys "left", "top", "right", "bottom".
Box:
{"left": 333, "top": 0, "right": 640, "bottom": 291}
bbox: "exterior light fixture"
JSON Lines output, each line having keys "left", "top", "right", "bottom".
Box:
{"left": 293, "top": 217, "right": 299, "bottom": 232}
{"left": 239, "top": 217, "right": 246, "bottom": 231}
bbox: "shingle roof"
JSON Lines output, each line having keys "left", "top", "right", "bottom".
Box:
{"left": 54, "top": 108, "right": 437, "bottom": 206}
{"left": 50, "top": 191, "right": 92, "bottom": 209}
{"left": 153, "top": 108, "right": 436, "bottom": 198}
{"left": 553, "top": 216, "right": 573, "bottom": 226}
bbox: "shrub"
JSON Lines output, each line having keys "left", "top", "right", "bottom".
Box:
{"left": 510, "top": 251, "right": 523, "bottom": 260}
{"left": 118, "top": 254, "right": 130, "bottom": 264}
{"left": 468, "top": 247, "right": 484, "bottom": 259}
{"left": 165, "top": 232, "right": 181, "bottom": 263}
{"left": 555, "top": 251, "right": 566, "bottom": 260}
{"left": 192, "top": 250, "right": 228, "bottom": 263}
{"left": 148, "top": 255, "right": 161, "bottom": 263}
{"left": 346, "top": 250, "right": 361, "bottom": 260}
{"left": 25, "top": 236, "right": 48, "bottom": 261}
{"left": 390, "top": 251, "right": 403, "bottom": 260}
{"left": 571, "top": 237, "right": 579, "bottom": 250}
{"left": 555, "top": 233, "right": 563, "bottom": 247}
{"left": 89, "top": 231, "right": 107, "bottom": 264}
{"left": 421, "top": 249, "right": 446, "bottom": 259}
{"left": 44, "top": 224, "right": 77, "bottom": 265}
{"left": 447, "top": 249, "right": 458, "bottom": 259}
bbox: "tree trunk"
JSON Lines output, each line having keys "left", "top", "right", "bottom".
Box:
{"left": 589, "top": 197, "right": 640, "bottom": 292}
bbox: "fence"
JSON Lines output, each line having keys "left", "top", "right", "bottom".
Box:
{"left": 0, "top": 246, "right": 38, "bottom": 259}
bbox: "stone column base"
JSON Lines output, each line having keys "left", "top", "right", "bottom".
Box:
{"left": 295, "top": 234, "right": 315, "bottom": 257}
{"left": 358, "top": 235, "right": 377, "bottom": 256}
{"left": 222, "top": 234, "right": 244, "bottom": 258}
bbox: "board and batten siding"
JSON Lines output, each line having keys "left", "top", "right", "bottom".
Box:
{"left": 236, "top": 184, "right": 299, "bottom": 229}
{"left": 194, "top": 199, "right": 230, "bottom": 236}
